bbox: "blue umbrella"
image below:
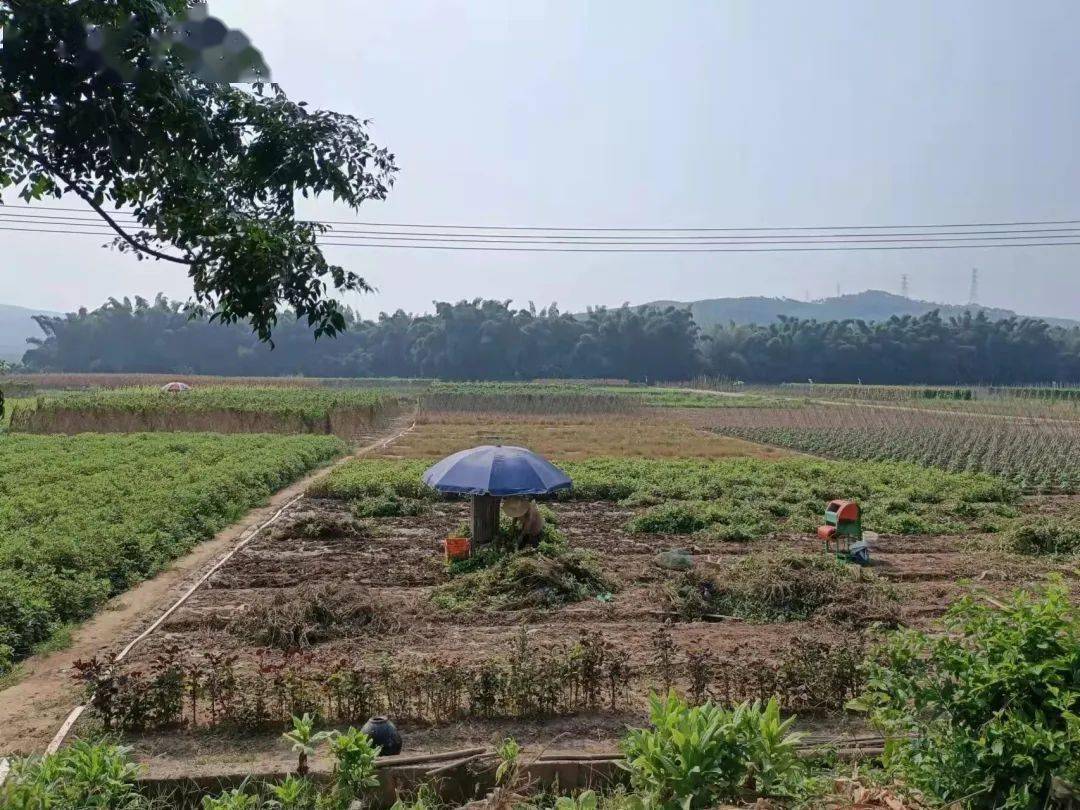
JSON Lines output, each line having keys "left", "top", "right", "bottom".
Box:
{"left": 422, "top": 445, "right": 572, "bottom": 497}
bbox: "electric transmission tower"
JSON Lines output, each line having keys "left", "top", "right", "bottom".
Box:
{"left": 968, "top": 268, "right": 979, "bottom": 305}
{"left": 900, "top": 274, "right": 909, "bottom": 298}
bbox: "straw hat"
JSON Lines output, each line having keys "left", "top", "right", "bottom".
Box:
{"left": 501, "top": 496, "right": 530, "bottom": 518}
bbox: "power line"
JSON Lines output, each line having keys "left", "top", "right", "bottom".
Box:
{"left": 5, "top": 211, "right": 1080, "bottom": 244}
{"left": 8, "top": 223, "right": 1080, "bottom": 253}
{"left": 5, "top": 203, "right": 1080, "bottom": 233}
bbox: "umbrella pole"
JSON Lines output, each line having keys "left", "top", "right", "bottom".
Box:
{"left": 471, "top": 495, "right": 501, "bottom": 547}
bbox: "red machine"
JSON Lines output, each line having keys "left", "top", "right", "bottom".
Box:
{"left": 818, "top": 500, "right": 870, "bottom": 564}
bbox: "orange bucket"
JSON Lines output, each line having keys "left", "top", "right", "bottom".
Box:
{"left": 444, "top": 536, "right": 471, "bottom": 561}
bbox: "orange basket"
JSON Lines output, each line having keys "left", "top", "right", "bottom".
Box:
{"left": 444, "top": 536, "right": 471, "bottom": 561}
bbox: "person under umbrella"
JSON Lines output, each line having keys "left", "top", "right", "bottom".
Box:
{"left": 422, "top": 445, "right": 571, "bottom": 547}
{"left": 501, "top": 496, "right": 545, "bottom": 546}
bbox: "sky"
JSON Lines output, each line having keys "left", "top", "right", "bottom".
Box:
{"left": 3, "top": 0, "right": 1080, "bottom": 320}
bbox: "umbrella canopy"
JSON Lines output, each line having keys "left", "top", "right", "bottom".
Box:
{"left": 160, "top": 381, "right": 191, "bottom": 392}
{"left": 422, "top": 445, "right": 572, "bottom": 497}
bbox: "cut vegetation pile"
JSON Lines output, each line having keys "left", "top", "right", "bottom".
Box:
{"left": 0, "top": 432, "right": 344, "bottom": 672}
{"left": 664, "top": 552, "right": 900, "bottom": 626}
{"left": 433, "top": 547, "right": 611, "bottom": 611}
{"left": 433, "top": 518, "right": 611, "bottom": 611}
{"left": 9, "top": 386, "right": 404, "bottom": 437}
{"left": 228, "top": 583, "right": 384, "bottom": 649}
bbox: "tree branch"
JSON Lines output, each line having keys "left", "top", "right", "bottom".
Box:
{"left": 0, "top": 135, "right": 192, "bottom": 265}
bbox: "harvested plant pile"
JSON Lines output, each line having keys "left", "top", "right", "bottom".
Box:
{"left": 664, "top": 553, "right": 900, "bottom": 626}
{"left": 9, "top": 386, "right": 405, "bottom": 437}
{"left": 1005, "top": 512, "right": 1080, "bottom": 555}
{"left": 228, "top": 583, "right": 384, "bottom": 649}
{"left": 312, "top": 456, "right": 1019, "bottom": 538}
{"left": 0, "top": 432, "right": 344, "bottom": 671}
{"left": 699, "top": 403, "right": 1080, "bottom": 492}
{"left": 432, "top": 546, "right": 611, "bottom": 611}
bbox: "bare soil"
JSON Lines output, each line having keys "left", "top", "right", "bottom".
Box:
{"left": 117, "top": 492, "right": 1074, "bottom": 778}
{"left": 376, "top": 411, "right": 797, "bottom": 461}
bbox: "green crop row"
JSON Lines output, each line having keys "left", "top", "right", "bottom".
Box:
{"left": 419, "top": 381, "right": 781, "bottom": 410}
{"left": 16, "top": 386, "right": 401, "bottom": 420}
{"left": 7, "top": 386, "right": 406, "bottom": 437}
{"left": 987, "top": 385, "right": 1080, "bottom": 401}
{"left": 0, "top": 432, "right": 344, "bottom": 672}
{"left": 779, "top": 383, "right": 974, "bottom": 401}
{"left": 310, "top": 456, "right": 1019, "bottom": 539}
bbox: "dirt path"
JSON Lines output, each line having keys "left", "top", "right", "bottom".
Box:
{"left": 0, "top": 418, "right": 415, "bottom": 757}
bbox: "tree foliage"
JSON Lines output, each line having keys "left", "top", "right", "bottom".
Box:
{"left": 21, "top": 295, "right": 703, "bottom": 381}
{"left": 0, "top": 0, "right": 396, "bottom": 339}
{"left": 704, "top": 310, "right": 1080, "bottom": 384}
{"left": 17, "top": 294, "right": 1080, "bottom": 383}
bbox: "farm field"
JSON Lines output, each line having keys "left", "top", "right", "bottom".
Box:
{"left": 379, "top": 411, "right": 795, "bottom": 460}
{"left": 100, "top": 485, "right": 1076, "bottom": 777}
{"left": 0, "top": 432, "right": 345, "bottom": 673}
{"left": 0, "top": 373, "right": 432, "bottom": 394}
{"left": 9, "top": 386, "right": 405, "bottom": 438}
{"left": 418, "top": 382, "right": 783, "bottom": 411}
{"left": 690, "top": 401, "right": 1080, "bottom": 492}
{"left": 57, "top": 398, "right": 1078, "bottom": 782}
{"left": 1, "top": 380, "right": 1077, "bottom": 805}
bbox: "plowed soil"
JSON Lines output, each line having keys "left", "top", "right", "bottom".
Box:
{"left": 118, "top": 492, "right": 1076, "bottom": 778}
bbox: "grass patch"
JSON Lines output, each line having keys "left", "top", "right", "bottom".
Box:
{"left": 664, "top": 552, "right": 900, "bottom": 625}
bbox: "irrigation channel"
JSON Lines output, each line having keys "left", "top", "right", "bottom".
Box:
{"left": 0, "top": 416, "right": 418, "bottom": 788}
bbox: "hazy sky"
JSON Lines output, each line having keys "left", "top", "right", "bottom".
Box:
{"left": 3, "top": 0, "right": 1080, "bottom": 319}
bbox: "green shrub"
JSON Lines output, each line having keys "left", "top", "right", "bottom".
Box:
{"left": 0, "top": 432, "right": 344, "bottom": 670}
{"left": 265, "top": 775, "right": 315, "bottom": 809}
{"left": 0, "top": 571, "right": 55, "bottom": 657}
{"left": 351, "top": 491, "right": 427, "bottom": 518}
{"left": 1006, "top": 517, "right": 1080, "bottom": 555}
{"left": 0, "top": 741, "right": 149, "bottom": 809}
{"left": 328, "top": 727, "right": 381, "bottom": 805}
{"left": 850, "top": 581, "right": 1080, "bottom": 808}
{"left": 202, "top": 787, "right": 261, "bottom": 809}
{"left": 626, "top": 502, "right": 713, "bottom": 534}
{"left": 620, "top": 692, "right": 805, "bottom": 808}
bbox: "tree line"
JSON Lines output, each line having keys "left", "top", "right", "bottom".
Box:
{"left": 18, "top": 295, "right": 1080, "bottom": 384}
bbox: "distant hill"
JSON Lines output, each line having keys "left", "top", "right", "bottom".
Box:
{"left": 0, "top": 304, "right": 58, "bottom": 362}
{"left": 642, "top": 290, "right": 1080, "bottom": 331}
